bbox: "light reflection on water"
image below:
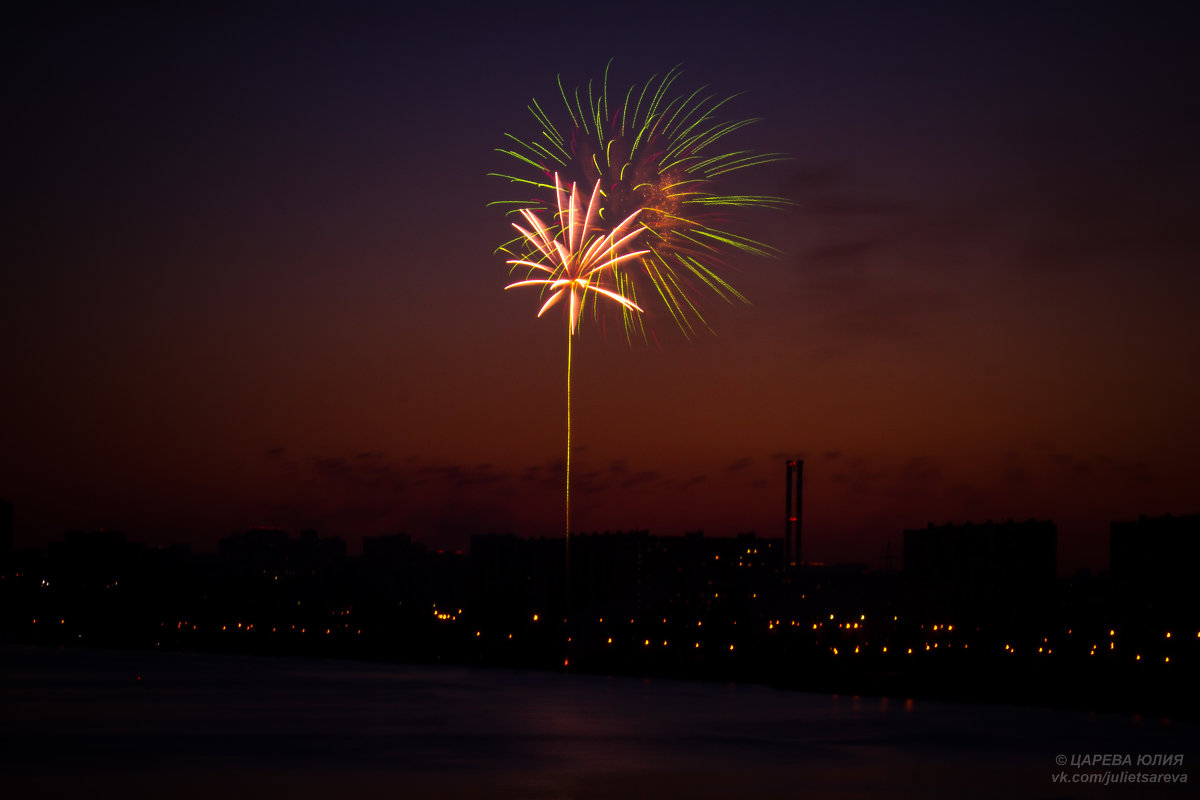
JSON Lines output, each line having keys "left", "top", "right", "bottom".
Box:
{"left": 2, "top": 645, "right": 1195, "bottom": 799}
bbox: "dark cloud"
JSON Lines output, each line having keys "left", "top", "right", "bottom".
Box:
{"left": 311, "top": 456, "right": 406, "bottom": 495}
{"left": 830, "top": 457, "right": 887, "bottom": 497}
{"left": 406, "top": 463, "right": 508, "bottom": 489}
{"left": 313, "top": 457, "right": 353, "bottom": 480}
{"left": 294, "top": 502, "right": 401, "bottom": 534}
{"left": 1039, "top": 447, "right": 1094, "bottom": 479}
{"left": 520, "top": 460, "right": 564, "bottom": 487}
{"left": 1007, "top": 105, "right": 1199, "bottom": 277}
{"left": 520, "top": 464, "right": 550, "bottom": 484}
{"left": 725, "top": 457, "right": 752, "bottom": 472}
{"left": 1110, "top": 461, "right": 1156, "bottom": 487}
{"left": 894, "top": 456, "right": 941, "bottom": 487}
{"left": 912, "top": 90, "right": 1200, "bottom": 286}
{"left": 1021, "top": 447, "right": 1156, "bottom": 489}
{"left": 619, "top": 470, "right": 661, "bottom": 489}
{"left": 797, "top": 259, "right": 953, "bottom": 343}
{"left": 788, "top": 178, "right": 955, "bottom": 345}
{"left": 821, "top": 454, "right": 946, "bottom": 516}
{"left": 455, "top": 465, "right": 506, "bottom": 488}
{"left": 788, "top": 165, "right": 913, "bottom": 218}
{"left": 570, "top": 462, "right": 660, "bottom": 497}
{"left": 803, "top": 197, "right": 912, "bottom": 218}
{"left": 945, "top": 482, "right": 990, "bottom": 516}
{"left": 1001, "top": 466, "right": 1030, "bottom": 489}
{"left": 804, "top": 237, "right": 887, "bottom": 269}
{"left": 264, "top": 451, "right": 542, "bottom": 544}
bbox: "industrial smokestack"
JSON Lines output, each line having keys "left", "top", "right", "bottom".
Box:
{"left": 785, "top": 460, "right": 803, "bottom": 569}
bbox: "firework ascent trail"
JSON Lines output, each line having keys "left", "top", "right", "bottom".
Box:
{"left": 503, "top": 174, "right": 648, "bottom": 542}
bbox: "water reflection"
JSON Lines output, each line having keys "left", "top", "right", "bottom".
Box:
{"left": 2, "top": 645, "right": 1195, "bottom": 799}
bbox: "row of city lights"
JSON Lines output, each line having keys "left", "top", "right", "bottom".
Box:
{"left": 28, "top": 606, "right": 1197, "bottom": 666}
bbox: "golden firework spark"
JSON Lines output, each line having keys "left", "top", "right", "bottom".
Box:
{"left": 505, "top": 173, "right": 648, "bottom": 332}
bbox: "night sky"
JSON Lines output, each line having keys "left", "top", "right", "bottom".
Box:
{"left": 5, "top": 2, "right": 1198, "bottom": 572}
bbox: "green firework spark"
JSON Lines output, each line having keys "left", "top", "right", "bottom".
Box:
{"left": 492, "top": 62, "right": 790, "bottom": 339}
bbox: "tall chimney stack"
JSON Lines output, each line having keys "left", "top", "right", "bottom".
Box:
{"left": 785, "top": 460, "right": 803, "bottom": 569}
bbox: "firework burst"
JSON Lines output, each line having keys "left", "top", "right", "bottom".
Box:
{"left": 505, "top": 173, "right": 648, "bottom": 332}
{"left": 493, "top": 63, "right": 788, "bottom": 338}
{"left": 504, "top": 173, "right": 648, "bottom": 542}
